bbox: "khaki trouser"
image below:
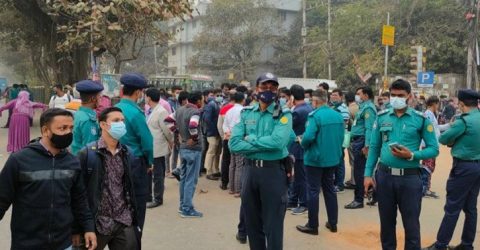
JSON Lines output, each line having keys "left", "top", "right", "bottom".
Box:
{"left": 205, "top": 136, "right": 221, "bottom": 175}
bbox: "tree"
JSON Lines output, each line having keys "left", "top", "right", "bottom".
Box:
{"left": 191, "top": 0, "right": 283, "bottom": 81}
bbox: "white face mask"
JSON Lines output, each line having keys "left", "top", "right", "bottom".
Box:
{"left": 390, "top": 97, "right": 407, "bottom": 110}
{"left": 355, "top": 95, "right": 363, "bottom": 104}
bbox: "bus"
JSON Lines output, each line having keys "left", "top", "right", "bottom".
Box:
{"left": 148, "top": 74, "right": 214, "bottom": 91}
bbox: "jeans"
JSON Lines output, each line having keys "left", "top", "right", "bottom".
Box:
{"left": 148, "top": 156, "right": 166, "bottom": 203}
{"left": 334, "top": 151, "right": 346, "bottom": 188}
{"left": 376, "top": 168, "right": 423, "bottom": 250}
{"left": 179, "top": 148, "right": 202, "bottom": 212}
{"left": 306, "top": 166, "right": 338, "bottom": 228}
{"left": 288, "top": 159, "right": 307, "bottom": 207}
{"left": 435, "top": 160, "right": 480, "bottom": 250}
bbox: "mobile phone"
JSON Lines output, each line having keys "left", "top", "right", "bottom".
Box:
{"left": 389, "top": 142, "right": 403, "bottom": 151}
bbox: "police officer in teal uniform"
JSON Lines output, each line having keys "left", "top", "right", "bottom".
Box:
{"left": 345, "top": 86, "right": 377, "bottom": 209}
{"left": 229, "top": 72, "right": 293, "bottom": 250}
{"left": 115, "top": 73, "right": 153, "bottom": 235}
{"left": 71, "top": 80, "right": 104, "bottom": 155}
{"left": 364, "top": 79, "right": 439, "bottom": 250}
{"left": 424, "top": 89, "right": 480, "bottom": 250}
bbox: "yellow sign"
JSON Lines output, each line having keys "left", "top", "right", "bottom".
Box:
{"left": 228, "top": 73, "right": 235, "bottom": 80}
{"left": 382, "top": 25, "right": 395, "bottom": 46}
{"left": 280, "top": 116, "right": 289, "bottom": 124}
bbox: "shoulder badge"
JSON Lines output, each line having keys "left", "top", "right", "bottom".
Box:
{"left": 427, "top": 124, "right": 434, "bottom": 133}
{"left": 280, "top": 116, "right": 289, "bottom": 124}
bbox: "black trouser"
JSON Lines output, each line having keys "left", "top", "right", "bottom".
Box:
{"left": 305, "top": 166, "right": 338, "bottom": 228}
{"left": 148, "top": 156, "right": 166, "bottom": 203}
{"left": 96, "top": 225, "right": 138, "bottom": 250}
{"left": 351, "top": 136, "right": 366, "bottom": 203}
{"left": 131, "top": 156, "right": 148, "bottom": 233}
{"left": 221, "top": 139, "right": 231, "bottom": 186}
{"left": 242, "top": 160, "right": 288, "bottom": 250}
{"left": 200, "top": 135, "right": 208, "bottom": 173}
{"left": 376, "top": 165, "right": 423, "bottom": 250}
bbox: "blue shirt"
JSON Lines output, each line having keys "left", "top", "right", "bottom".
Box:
{"left": 288, "top": 103, "right": 313, "bottom": 160}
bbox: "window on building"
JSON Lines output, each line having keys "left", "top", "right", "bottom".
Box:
{"left": 279, "top": 10, "right": 287, "bottom": 22}
{"left": 171, "top": 47, "right": 176, "bottom": 56}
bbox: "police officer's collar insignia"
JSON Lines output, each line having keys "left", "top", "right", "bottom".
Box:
{"left": 365, "top": 113, "right": 370, "bottom": 119}
{"left": 280, "top": 116, "right": 289, "bottom": 124}
{"left": 373, "top": 121, "right": 378, "bottom": 129}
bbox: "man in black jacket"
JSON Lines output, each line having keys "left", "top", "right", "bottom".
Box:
{"left": 75, "top": 107, "right": 139, "bottom": 250}
{"left": 0, "top": 108, "right": 96, "bottom": 250}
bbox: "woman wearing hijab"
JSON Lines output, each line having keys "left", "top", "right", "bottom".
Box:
{"left": 0, "top": 91, "right": 47, "bottom": 152}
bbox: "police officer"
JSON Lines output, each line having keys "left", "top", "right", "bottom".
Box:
{"left": 296, "top": 89, "right": 344, "bottom": 235}
{"left": 71, "top": 80, "right": 104, "bottom": 155}
{"left": 229, "top": 72, "right": 293, "bottom": 250}
{"left": 424, "top": 90, "right": 480, "bottom": 250}
{"left": 115, "top": 73, "right": 153, "bottom": 235}
{"left": 345, "top": 86, "right": 377, "bottom": 209}
{"left": 364, "top": 79, "right": 439, "bottom": 250}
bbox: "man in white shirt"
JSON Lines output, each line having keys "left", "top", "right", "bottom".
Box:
{"left": 49, "top": 83, "right": 72, "bottom": 109}
{"left": 145, "top": 88, "right": 173, "bottom": 208}
{"left": 422, "top": 96, "right": 450, "bottom": 198}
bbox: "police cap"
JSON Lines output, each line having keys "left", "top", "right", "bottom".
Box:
{"left": 256, "top": 72, "right": 279, "bottom": 86}
{"left": 75, "top": 80, "right": 104, "bottom": 93}
{"left": 458, "top": 89, "right": 480, "bottom": 102}
{"left": 120, "top": 73, "right": 148, "bottom": 89}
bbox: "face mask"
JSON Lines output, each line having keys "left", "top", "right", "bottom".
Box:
{"left": 244, "top": 94, "right": 248, "bottom": 100}
{"left": 279, "top": 97, "right": 287, "bottom": 107}
{"left": 390, "top": 97, "right": 407, "bottom": 110}
{"left": 355, "top": 95, "right": 363, "bottom": 104}
{"left": 257, "top": 90, "right": 276, "bottom": 105}
{"left": 305, "top": 98, "right": 311, "bottom": 105}
{"left": 207, "top": 96, "right": 215, "bottom": 103}
{"left": 50, "top": 132, "right": 73, "bottom": 149}
{"left": 108, "top": 121, "right": 127, "bottom": 140}
{"left": 215, "top": 96, "right": 223, "bottom": 103}
{"left": 175, "top": 94, "right": 180, "bottom": 100}
{"left": 137, "top": 92, "right": 144, "bottom": 104}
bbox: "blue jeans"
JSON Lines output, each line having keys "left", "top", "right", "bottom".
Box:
{"left": 334, "top": 151, "right": 345, "bottom": 188}
{"left": 306, "top": 166, "right": 338, "bottom": 228}
{"left": 288, "top": 159, "right": 307, "bottom": 207}
{"left": 376, "top": 167, "right": 423, "bottom": 250}
{"left": 435, "top": 160, "right": 480, "bottom": 250}
{"left": 179, "top": 148, "right": 202, "bottom": 212}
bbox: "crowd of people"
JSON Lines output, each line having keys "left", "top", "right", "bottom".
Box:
{"left": 0, "top": 72, "right": 479, "bottom": 250}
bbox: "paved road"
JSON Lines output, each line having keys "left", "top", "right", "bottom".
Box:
{"left": 0, "top": 108, "right": 478, "bottom": 249}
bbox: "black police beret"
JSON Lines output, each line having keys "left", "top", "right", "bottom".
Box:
{"left": 120, "top": 73, "right": 148, "bottom": 89}
{"left": 256, "top": 72, "right": 279, "bottom": 86}
{"left": 458, "top": 89, "right": 480, "bottom": 102}
{"left": 75, "top": 80, "right": 104, "bottom": 93}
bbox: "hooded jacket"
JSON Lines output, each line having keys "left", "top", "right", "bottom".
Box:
{"left": 0, "top": 140, "right": 94, "bottom": 250}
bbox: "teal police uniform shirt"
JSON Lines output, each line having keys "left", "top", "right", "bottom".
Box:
{"left": 71, "top": 106, "right": 100, "bottom": 155}
{"left": 229, "top": 102, "right": 293, "bottom": 161}
{"left": 351, "top": 100, "right": 377, "bottom": 146}
{"left": 115, "top": 98, "right": 154, "bottom": 164}
{"left": 302, "top": 105, "right": 345, "bottom": 168}
{"left": 439, "top": 108, "right": 480, "bottom": 160}
{"left": 365, "top": 108, "right": 439, "bottom": 177}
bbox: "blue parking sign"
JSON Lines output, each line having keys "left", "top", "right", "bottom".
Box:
{"left": 417, "top": 71, "right": 435, "bottom": 87}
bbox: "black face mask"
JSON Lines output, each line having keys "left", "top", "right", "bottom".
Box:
{"left": 50, "top": 132, "right": 73, "bottom": 149}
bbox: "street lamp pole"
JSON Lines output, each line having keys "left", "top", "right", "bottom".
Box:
{"left": 302, "top": 0, "right": 307, "bottom": 79}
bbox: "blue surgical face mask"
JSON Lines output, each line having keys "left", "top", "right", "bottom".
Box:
{"left": 108, "top": 121, "right": 127, "bottom": 140}
{"left": 215, "top": 96, "right": 224, "bottom": 103}
{"left": 279, "top": 97, "right": 287, "bottom": 107}
{"left": 257, "top": 90, "right": 276, "bottom": 105}
{"left": 390, "top": 97, "right": 407, "bottom": 110}
{"left": 207, "top": 96, "right": 215, "bottom": 103}
{"left": 305, "top": 98, "right": 311, "bottom": 105}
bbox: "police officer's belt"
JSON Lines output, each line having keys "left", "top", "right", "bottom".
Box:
{"left": 453, "top": 157, "right": 480, "bottom": 163}
{"left": 378, "top": 163, "right": 420, "bottom": 176}
{"left": 250, "top": 159, "right": 282, "bottom": 168}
